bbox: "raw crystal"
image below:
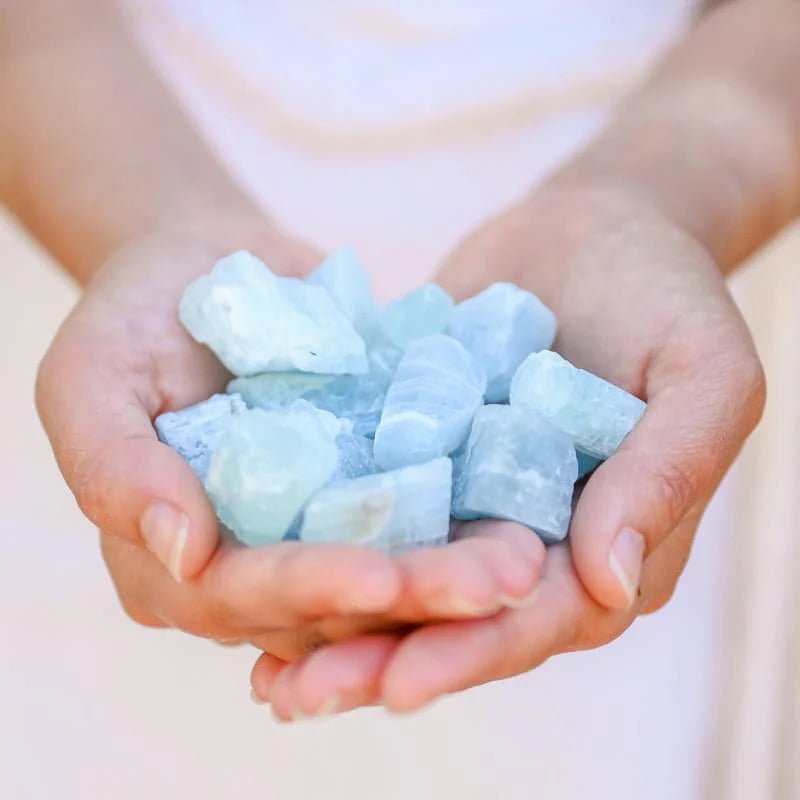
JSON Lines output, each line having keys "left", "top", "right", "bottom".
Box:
{"left": 452, "top": 405, "right": 578, "bottom": 543}
{"left": 154, "top": 393, "right": 246, "bottom": 481}
{"left": 228, "top": 371, "right": 386, "bottom": 438}
{"left": 379, "top": 284, "right": 454, "bottom": 349}
{"left": 373, "top": 335, "right": 487, "bottom": 470}
{"left": 179, "top": 250, "right": 367, "bottom": 376}
{"left": 306, "top": 247, "right": 378, "bottom": 339}
{"left": 332, "top": 425, "right": 376, "bottom": 482}
{"left": 447, "top": 282, "right": 557, "bottom": 402}
{"left": 300, "top": 458, "right": 452, "bottom": 554}
{"left": 576, "top": 450, "right": 603, "bottom": 480}
{"left": 205, "top": 402, "right": 340, "bottom": 546}
{"left": 510, "top": 350, "right": 646, "bottom": 459}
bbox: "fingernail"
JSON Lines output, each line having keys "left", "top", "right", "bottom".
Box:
{"left": 609, "top": 528, "right": 645, "bottom": 608}
{"left": 436, "top": 595, "right": 502, "bottom": 618}
{"left": 250, "top": 689, "right": 267, "bottom": 706}
{"left": 314, "top": 695, "right": 341, "bottom": 717}
{"left": 140, "top": 501, "right": 189, "bottom": 582}
{"left": 500, "top": 585, "right": 541, "bottom": 610}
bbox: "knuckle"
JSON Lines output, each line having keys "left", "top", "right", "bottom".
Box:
{"left": 646, "top": 460, "right": 699, "bottom": 531}
{"left": 70, "top": 449, "right": 112, "bottom": 525}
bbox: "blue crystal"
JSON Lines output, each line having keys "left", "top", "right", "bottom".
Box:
{"left": 447, "top": 282, "right": 557, "bottom": 402}
{"left": 332, "top": 425, "right": 376, "bottom": 482}
{"left": 452, "top": 405, "right": 578, "bottom": 543}
{"left": 154, "top": 393, "right": 246, "bottom": 481}
{"left": 205, "top": 402, "right": 340, "bottom": 546}
{"left": 373, "top": 335, "right": 487, "bottom": 470}
{"left": 379, "top": 284, "right": 454, "bottom": 350}
{"left": 300, "top": 458, "right": 452, "bottom": 554}
{"left": 510, "top": 350, "right": 646, "bottom": 459}
{"left": 228, "top": 371, "right": 386, "bottom": 438}
{"left": 576, "top": 450, "right": 603, "bottom": 480}
{"left": 179, "top": 250, "right": 367, "bottom": 376}
{"left": 306, "top": 247, "right": 378, "bottom": 339}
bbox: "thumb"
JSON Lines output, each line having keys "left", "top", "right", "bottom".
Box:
{"left": 569, "top": 348, "right": 765, "bottom": 611}
{"left": 36, "top": 335, "right": 221, "bottom": 583}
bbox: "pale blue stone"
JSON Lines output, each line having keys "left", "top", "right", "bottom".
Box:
{"left": 447, "top": 282, "right": 557, "bottom": 402}
{"left": 510, "top": 350, "right": 646, "bottom": 459}
{"left": 228, "top": 371, "right": 386, "bottom": 438}
{"left": 154, "top": 393, "right": 246, "bottom": 481}
{"left": 379, "top": 284, "right": 454, "bottom": 349}
{"left": 307, "top": 247, "right": 378, "bottom": 339}
{"left": 576, "top": 450, "right": 603, "bottom": 480}
{"left": 179, "top": 250, "right": 367, "bottom": 376}
{"left": 332, "top": 426, "right": 376, "bottom": 482}
{"left": 205, "top": 402, "right": 340, "bottom": 546}
{"left": 366, "top": 338, "right": 404, "bottom": 387}
{"left": 373, "top": 335, "right": 487, "bottom": 470}
{"left": 300, "top": 458, "right": 452, "bottom": 554}
{"left": 452, "top": 405, "right": 578, "bottom": 543}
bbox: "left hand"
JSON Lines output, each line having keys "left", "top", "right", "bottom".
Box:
{"left": 250, "top": 180, "right": 766, "bottom": 719}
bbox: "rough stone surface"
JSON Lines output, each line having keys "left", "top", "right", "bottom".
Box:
{"left": 448, "top": 282, "right": 557, "bottom": 402}
{"left": 510, "top": 350, "right": 646, "bottom": 459}
{"left": 180, "top": 250, "right": 367, "bottom": 376}
{"left": 205, "top": 402, "right": 340, "bottom": 546}
{"left": 379, "top": 284, "right": 454, "bottom": 350}
{"left": 300, "top": 458, "right": 452, "bottom": 554}
{"left": 452, "top": 405, "right": 578, "bottom": 543}
{"left": 228, "top": 371, "right": 386, "bottom": 438}
{"left": 154, "top": 393, "right": 246, "bottom": 481}
{"left": 576, "top": 450, "right": 603, "bottom": 480}
{"left": 373, "top": 335, "right": 486, "bottom": 470}
{"left": 307, "top": 247, "right": 378, "bottom": 339}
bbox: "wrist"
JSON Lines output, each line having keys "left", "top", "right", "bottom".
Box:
{"left": 554, "top": 76, "right": 800, "bottom": 272}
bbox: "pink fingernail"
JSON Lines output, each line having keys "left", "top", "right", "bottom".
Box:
{"left": 609, "top": 528, "right": 645, "bottom": 608}
{"left": 140, "top": 501, "right": 189, "bottom": 582}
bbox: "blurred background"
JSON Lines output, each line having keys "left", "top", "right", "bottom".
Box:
{"left": 3, "top": 1, "right": 800, "bottom": 798}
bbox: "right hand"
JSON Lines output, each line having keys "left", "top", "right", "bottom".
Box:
{"left": 36, "top": 228, "right": 545, "bottom": 656}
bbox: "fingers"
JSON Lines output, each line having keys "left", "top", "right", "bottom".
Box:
{"left": 37, "top": 334, "right": 222, "bottom": 581}
{"left": 101, "top": 534, "right": 403, "bottom": 638}
{"left": 262, "top": 545, "right": 637, "bottom": 717}
{"left": 391, "top": 521, "right": 546, "bottom": 620}
{"left": 569, "top": 342, "right": 765, "bottom": 611}
{"left": 381, "top": 545, "right": 635, "bottom": 712}
{"left": 264, "top": 637, "right": 399, "bottom": 721}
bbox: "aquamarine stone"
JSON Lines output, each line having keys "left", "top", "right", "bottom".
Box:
{"left": 576, "top": 450, "right": 603, "bottom": 480}
{"left": 452, "top": 405, "right": 577, "bottom": 543}
{"left": 379, "top": 284, "right": 454, "bottom": 349}
{"left": 228, "top": 371, "right": 386, "bottom": 438}
{"left": 179, "top": 250, "right": 367, "bottom": 376}
{"left": 205, "top": 402, "right": 340, "bottom": 546}
{"left": 154, "top": 393, "right": 246, "bottom": 481}
{"left": 447, "top": 282, "right": 557, "bottom": 402}
{"left": 332, "top": 425, "right": 376, "bottom": 482}
{"left": 300, "top": 458, "right": 452, "bottom": 554}
{"left": 373, "top": 335, "right": 487, "bottom": 470}
{"left": 510, "top": 350, "right": 646, "bottom": 459}
{"left": 307, "top": 247, "right": 378, "bottom": 339}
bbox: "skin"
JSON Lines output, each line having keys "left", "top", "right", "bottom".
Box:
{"left": 1, "top": 0, "right": 798, "bottom": 719}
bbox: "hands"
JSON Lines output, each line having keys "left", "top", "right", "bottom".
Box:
{"left": 36, "top": 228, "right": 546, "bottom": 658}
{"left": 250, "top": 180, "right": 766, "bottom": 719}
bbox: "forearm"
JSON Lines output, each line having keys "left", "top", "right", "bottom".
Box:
{"left": 554, "top": 0, "right": 800, "bottom": 273}
{"left": 0, "top": 0, "right": 270, "bottom": 284}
